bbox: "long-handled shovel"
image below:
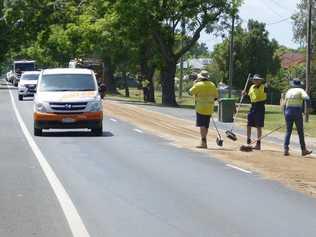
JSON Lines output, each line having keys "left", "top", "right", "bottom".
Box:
{"left": 240, "top": 125, "right": 284, "bottom": 152}
{"left": 226, "top": 74, "right": 252, "bottom": 141}
{"left": 211, "top": 116, "right": 223, "bottom": 147}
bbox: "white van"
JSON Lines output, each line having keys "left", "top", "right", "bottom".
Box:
{"left": 33, "top": 68, "right": 103, "bottom": 136}
{"left": 18, "top": 71, "right": 40, "bottom": 100}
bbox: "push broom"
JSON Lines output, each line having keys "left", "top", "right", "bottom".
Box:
{"left": 239, "top": 125, "right": 284, "bottom": 152}
{"left": 225, "top": 74, "right": 252, "bottom": 141}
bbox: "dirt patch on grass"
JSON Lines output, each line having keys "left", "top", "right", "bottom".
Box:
{"left": 104, "top": 100, "right": 316, "bottom": 197}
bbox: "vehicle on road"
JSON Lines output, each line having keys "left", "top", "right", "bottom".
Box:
{"left": 12, "top": 60, "right": 36, "bottom": 86}
{"left": 18, "top": 71, "right": 40, "bottom": 100}
{"left": 33, "top": 68, "right": 103, "bottom": 136}
{"left": 6, "top": 70, "right": 15, "bottom": 83}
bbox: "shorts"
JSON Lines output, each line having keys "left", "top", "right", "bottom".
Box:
{"left": 247, "top": 106, "right": 265, "bottom": 128}
{"left": 196, "top": 113, "right": 211, "bottom": 128}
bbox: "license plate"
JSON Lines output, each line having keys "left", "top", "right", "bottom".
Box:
{"left": 62, "top": 118, "right": 76, "bottom": 123}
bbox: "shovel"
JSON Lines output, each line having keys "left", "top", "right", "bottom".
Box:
{"left": 211, "top": 116, "right": 223, "bottom": 147}
{"left": 226, "top": 74, "right": 252, "bottom": 141}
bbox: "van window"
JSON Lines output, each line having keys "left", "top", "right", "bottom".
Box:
{"left": 39, "top": 74, "right": 96, "bottom": 92}
{"left": 21, "top": 74, "right": 39, "bottom": 80}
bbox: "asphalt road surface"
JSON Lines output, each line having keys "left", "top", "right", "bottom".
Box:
{"left": 1, "top": 78, "right": 316, "bottom": 237}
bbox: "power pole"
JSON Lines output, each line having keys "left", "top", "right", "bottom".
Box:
{"left": 228, "top": 14, "right": 235, "bottom": 98}
{"left": 179, "top": 19, "right": 185, "bottom": 98}
{"left": 305, "top": 0, "right": 312, "bottom": 122}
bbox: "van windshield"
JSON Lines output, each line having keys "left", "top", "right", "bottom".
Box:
{"left": 21, "top": 74, "right": 39, "bottom": 81}
{"left": 39, "top": 74, "right": 96, "bottom": 92}
{"left": 15, "top": 63, "right": 35, "bottom": 72}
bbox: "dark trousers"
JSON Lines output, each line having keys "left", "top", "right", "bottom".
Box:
{"left": 284, "top": 109, "right": 306, "bottom": 150}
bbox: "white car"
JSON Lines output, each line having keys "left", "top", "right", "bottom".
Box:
{"left": 18, "top": 71, "right": 40, "bottom": 100}
{"left": 33, "top": 68, "right": 103, "bottom": 136}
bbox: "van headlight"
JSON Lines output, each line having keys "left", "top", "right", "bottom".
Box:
{"left": 88, "top": 101, "right": 102, "bottom": 112}
{"left": 34, "top": 101, "right": 48, "bottom": 113}
{"left": 19, "top": 84, "right": 26, "bottom": 89}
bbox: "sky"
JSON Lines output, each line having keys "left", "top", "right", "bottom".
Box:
{"left": 200, "top": 0, "right": 301, "bottom": 51}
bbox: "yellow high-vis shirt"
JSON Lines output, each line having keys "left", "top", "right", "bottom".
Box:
{"left": 284, "top": 88, "right": 309, "bottom": 108}
{"left": 248, "top": 84, "right": 267, "bottom": 103}
{"left": 190, "top": 81, "right": 218, "bottom": 115}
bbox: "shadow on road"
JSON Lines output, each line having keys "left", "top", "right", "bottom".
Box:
{"left": 40, "top": 131, "right": 114, "bottom": 137}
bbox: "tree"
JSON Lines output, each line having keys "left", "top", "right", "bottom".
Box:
{"left": 292, "top": 0, "right": 316, "bottom": 105}
{"left": 114, "top": 0, "right": 238, "bottom": 106}
{"left": 211, "top": 20, "right": 280, "bottom": 90}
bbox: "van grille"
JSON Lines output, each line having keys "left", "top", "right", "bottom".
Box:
{"left": 49, "top": 102, "right": 87, "bottom": 111}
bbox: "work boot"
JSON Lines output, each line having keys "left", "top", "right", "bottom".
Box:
{"left": 284, "top": 148, "right": 290, "bottom": 156}
{"left": 302, "top": 149, "right": 312, "bottom": 156}
{"left": 247, "top": 138, "right": 251, "bottom": 145}
{"left": 253, "top": 141, "right": 261, "bottom": 150}
{"left": 196, "top": 138, "right": 207, "bottom": 149}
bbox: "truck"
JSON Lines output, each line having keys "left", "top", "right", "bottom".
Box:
{"left": 12, "top": 60, "right": 36, "bottom": 86}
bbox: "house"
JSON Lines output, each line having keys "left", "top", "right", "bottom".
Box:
{"left": 178, "top": 58, "right": 212, "bottom": 71}
{"left": 280, "top": 52, "right": 305, "bottom": 69}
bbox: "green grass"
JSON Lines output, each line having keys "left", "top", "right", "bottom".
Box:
{"left": 108, "top": 88, "right": 316, "bottom": 138}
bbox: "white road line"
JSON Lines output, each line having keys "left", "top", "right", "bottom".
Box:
{"left": 133, "top": 128, "right": 144, "bottom": 134}
{"left": 226, "top": 164, "right": 252, "bottom": 174}
{"left": 8, "top": 87, "right": 90, "bottom": 237}
{"left": 110, "top": 118, "right": 117, "bottom": 122}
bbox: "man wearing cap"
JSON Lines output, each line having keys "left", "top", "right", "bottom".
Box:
{"left": 282, "top": 79, "right": 312, "bottom": 156}
{"left": 243, "top": 74, "right": 267, "bottom": 150}
{"left": 189, "top": 70, "right": 218, "bottom": 149}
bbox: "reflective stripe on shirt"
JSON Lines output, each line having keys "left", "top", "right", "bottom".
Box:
{"left": 285, "top": 88, "right": 309, "bottom": 108}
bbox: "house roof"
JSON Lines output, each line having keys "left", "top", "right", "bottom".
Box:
{"left": 280, "top": 52, "right": 305, "bottom": 69}
{"left": 178, "top": 58, "right": 212, "bottom": 70}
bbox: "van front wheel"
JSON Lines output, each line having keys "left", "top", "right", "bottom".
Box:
{"left": 34, "top": 128, "right": 42, "bottom": 136}
{"left": 92, "top": 126, "right": 102, "bottom": 136}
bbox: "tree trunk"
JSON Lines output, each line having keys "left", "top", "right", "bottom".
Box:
{"left": 103, "top": 58, "right": 118, "bottom": 94}
{"left": 140, "top": 63, "right": 156, "bottom": 103}
{"left": 123, "top": 71, "right": 129, "bottom": 97}
{"left": 160, "top": 60, "right": 177, "bottom": 106}
{"left": 147, "top": 67, "right": 156, "bottom": 103}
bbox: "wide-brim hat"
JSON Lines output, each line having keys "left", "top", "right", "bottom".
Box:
{"left": 290, "top": 78, "right": 303, "bottom": 88}
{"left": 252, "top": 74, "right": 263, "bottom": 80}
{"left": 198, "top": 70, "right": 209, "bottom": 80}
{"left": 197, "top": 73, "right": 208, "bottom": 80}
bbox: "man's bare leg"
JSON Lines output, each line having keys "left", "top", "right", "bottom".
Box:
{"left": 247, "top": 126, "right": 251, "bottom": 144}
{"left": 254, "top": 127, "right": 262, "bottom": 150}
{"left": 197, "top": 127, "right": 208, "bottom": 148}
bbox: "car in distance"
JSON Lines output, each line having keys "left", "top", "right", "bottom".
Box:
{"left": 18, "top": 71, "right": 40, "bottom": 100}
{"left": 33, "top": 68, "right": 103, "bottom": 136}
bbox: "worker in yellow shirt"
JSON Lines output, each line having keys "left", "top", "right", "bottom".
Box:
{"left": 189, "top": 70, "right": 218, "bottom": 149}
{"left": 242, "top": 74, "right": 267, "bottom": 150}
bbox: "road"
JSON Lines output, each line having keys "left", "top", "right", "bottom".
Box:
{"left": 1, "top": 78, "right": 316, "bottom": 237}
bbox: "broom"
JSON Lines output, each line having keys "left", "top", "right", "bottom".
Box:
{"left": 226, "top": 74, "right": 252, "bottom": 141}
{"left": 240, "top": 125, "right": 284, "bottom": 152}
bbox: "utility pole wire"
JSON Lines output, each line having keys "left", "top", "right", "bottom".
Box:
{"left": 266, "top": 17, "right": 291, "bottom": 26}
